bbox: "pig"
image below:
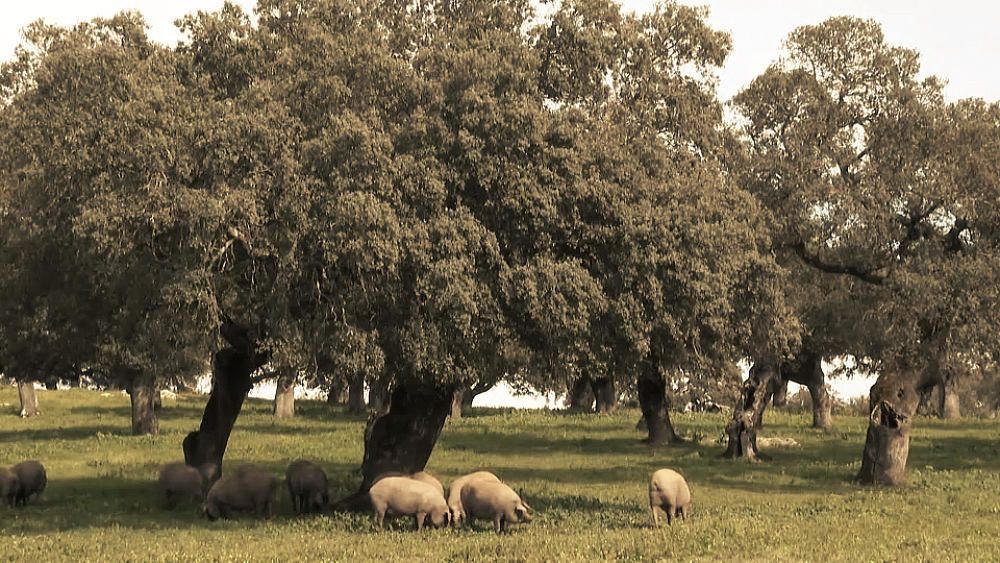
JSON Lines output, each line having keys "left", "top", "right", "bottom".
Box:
{"left": 203, "top": 464, "right": 279, "bottom": 521}
{"left": 286, "top": 460, "right": 329, "bottom": 514}
{"left": 460, "top": 480, "right": 532, "bottom": 533}
{"left": 648, "top": 468, "right": 691, "bottom": 526}
{"left": 447, "top": 470, "right": 502, "bottom": 526}
{"left": 159, "top": 462, "right": 204, "bottom": 508}
{"left": 410, "top": 471, "right": 444, "bottom": 497}
{"left": 368, "top": 476, "right": 450, "bottom": 531}
{"left": 0, "top": 467, "right": 19, "bottom": 508}
{"left": 11, "top": 460, "right": 46, "bottom": 507}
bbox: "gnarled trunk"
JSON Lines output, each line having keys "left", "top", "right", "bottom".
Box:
{"left": 723, "top": 362, "right": 781, "bottom": 461}
{"left": 638, "top": 362, "right": 682, "bottom": 445}
{"left": 17, "top": 381, "right": 39, "bottom": 418}
{"left": 856, "top": 367, "right": 934, "bottom": 486}
{"left": 347, "top": 374, "right": 366, "bottom": 414}
{"left": 771, "top": 380, "right": 789, "bottom": 407}
{"left": 808, "top": 380, "right": 833, "bottom": 430}
{"left": 591, "top": 376, "right": 618, "bottom": 414}
{"left": 129, "top": 371, "right": 159, "bottom": 436}
{"left": 335, "top": 381, "right": 454, "bottom": 511}
{"left": 566, "top": 376, "right": 595, "bottom": 412}
{"left": 939, "top": 378, "right": 961, "bottom": 419}
{"left": 273, "top": 370, "right": 296, "bottom": 419}
{"left": 183, "top": 324, "right": 261, "bottom": 482}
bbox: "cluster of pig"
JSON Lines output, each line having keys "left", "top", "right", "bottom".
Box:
{"left": 0, "top": 460, "right": 47, "bottom": 508}
{"left": 159, "top": 461, "right": 533, "bottom": 533}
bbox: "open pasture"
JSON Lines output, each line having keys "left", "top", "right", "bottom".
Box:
{"left": 2, "top": 388, "right": 999, "bottom": 561}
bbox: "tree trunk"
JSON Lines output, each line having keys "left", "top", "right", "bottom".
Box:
{"left": 129, "top": 371, "right": 159, "bottom": 436}
{"left": 808, "top": 381, "right": 833, "bottom": 430}
{"left": 939, "top": 378, "right": 961, "bottom": 419}
{"left": 566, "top": 376, "right": 595, "bottom": 412}
{"left": 273, "top": 371, "right": 296, "bottom": 419}
{"left": 638, "top": 362, "right": 682, "bottom": 445}
{"left": 334, "top": 381, "right": 454, "bottom": 511}
{"left": 183, "top": 323, "right": 261, "bottom": 482}
{"left": 772, "top": 380, "right": 789, "bottom": 407}
{"left": 856, "top": 367, "right": 933, "bottom": 486}
{"left": 326, "top": 380, "right": 347, "bottom": 405}
{"left": 17, "top": 382, "right": 39, "bottom": 418}
{"left": 367, "top": 378, "right": 392, "bottom": 414}
{"left": 347, "top": 374, "right": 366, "bottom": 415}
{"left": 723, "top": 362, "right": 781, "bottom": 461}
{"left": 591, "top": 376, "right": 618, "bottom": 414}
{"left": 464, "top": 380, "right": 494, "bottom": 409}
{"left": 449, "top": 385, "right": 466, "bottom": 420}
{"left": 153, "top": 386, "right": 163, "bottom": 412}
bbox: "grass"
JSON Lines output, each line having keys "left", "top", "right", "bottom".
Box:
{"left": 1, "top": 387, "right": 999, "bottom": 561}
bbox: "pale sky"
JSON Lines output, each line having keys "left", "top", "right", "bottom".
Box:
{"left": 1, "top": 1, "right": 997, "bottom": 102}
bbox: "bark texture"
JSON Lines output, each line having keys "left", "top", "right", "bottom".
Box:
{"left": 638, "top": 362, "right": 682, "bottom": 445}
{"left": 334, "top": 381, "right": 454, "bottom": 511}
{"left": 566, "top": 376, "right": 595, "bottom": 412}
{"left": 273, "top": 371, "right": 296, "bottom": 418}
{"left": 723, "top": 362, "right": 780, "bottom": 461}
{"left": 939, "top": 377, "right": 961, "bottom": 419}
{"left": 130, "top": 371, "right": 159, "bottom": 436}
{"left": 856, "top": 365, "right": 937, "bottom": 486}
{"left": 347, "top": 374, "right": 366, "bottom": 414}
{"left": 183, "top": 323, "right": 262, "bottom": 482}
{"left": 17, "top": 382, "right": 39, "bottom": 417}
{"left": 592, "top": 376, "right": 618, "bottom": 414}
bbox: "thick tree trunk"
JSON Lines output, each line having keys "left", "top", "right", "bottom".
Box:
{"left": 326, "top": 381, "right": 347, "bottom": 405}
{"left": 334, "top": 382, "right": 454, "bottom": 511}
{"left": 723, "top": 362, "right": 781, "bottom": 461}
{"left": 808, "top": 381, "right": 833, "bottom": 430}
{"left": 183, "top": 323, "right": 261, "bottom": 482}
{"left": 129, "top": 371, "right": 159, "bottom": 436}
{"left": 566, "top": 376, "right": 595, "bottom": 411}
{"left": 856, "top": 367, "right": 934, "bottom": 486}
{"left": 772, "top": 380, "right": 789, "bottom": 407}
{"left": 367, "top": 378, "right": 392, "bottom": 415}
{"left": 464, "top": 380, "right": 494, "bottom": 409}
{"left": 591, "top": 376, "right": 618, "bottom": 414}
{"left": 347, "top": 374, "right": 366, "bottom": 415}
{"left": 17, "top": 382, "right": 39, "bottom": 418}
{"left": 273, "top": 371, "right": 296, "bottom": 419}
{"left": 939, "top": 378, "right": 961, "bottom": 419}
{"left": 638, "top": 363, "right": 682, "bottom": 445}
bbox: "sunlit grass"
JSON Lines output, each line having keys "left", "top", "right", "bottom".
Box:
{"left": 1, "top": 387, "right": 999, "bottom": 561}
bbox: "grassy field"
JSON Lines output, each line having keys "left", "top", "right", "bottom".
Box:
{"left": 1, "top": 387, "right": 999, "bottom": 561}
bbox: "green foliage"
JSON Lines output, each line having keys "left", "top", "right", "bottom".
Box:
{"left": 2, "top": 388, "right": 1000, "bottom": 560}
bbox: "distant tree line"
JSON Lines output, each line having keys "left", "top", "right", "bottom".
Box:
{"left": 0, "top": 1, "right": 996, "bottom": 491}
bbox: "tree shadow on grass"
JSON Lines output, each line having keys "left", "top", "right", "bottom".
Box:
{"left": 0, "top": 425, "right": 130, "bottom": 443}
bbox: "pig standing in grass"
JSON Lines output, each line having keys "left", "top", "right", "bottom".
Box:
{"left": 368, "top": 475, "right": 449, "bottom": 531}
{"left": 159, "top": 462, "right": 204, "bottom": 508}
{"left": 11, "top": 460, "right": 46, "bottom": 507}
{"left": 648, "top": 468, "right": 691, "bottom": 526}
{"left": 447, "top": 470, "right": 502, "bottom": 526}
{"left": 0, "top": 467, "right": 19, "bottom": 508}
{"left": 460, "top": 480, "right": 532, "bottom": 533}
{"left": 286, "top": 460, "right": 329, "bottom": 514}
{"left": 203, "top": 464, "right": 279, "bottom": 521}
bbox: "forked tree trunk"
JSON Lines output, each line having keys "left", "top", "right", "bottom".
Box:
{"left": 723, "top": 362, "right": 781, "bottom": 461}
{"left": 17, "top": 381, "right": 39, "bottom": 418}
{"left": 939, "top": 378, "right": 961, "bottom": 419}
{"left": 347, "top": 374, "right": 366, "bottom": 415}
{"left": 130, "top": 371, "right": 159, "bottom": 436}
{"left": 463, "top": 380, "right": 494, "bottom": 409}
{"left": 591, "top": 376, "right": 618, "bottom": 414}
{"left": 273, "top": 371, "right": 296, "bottom": 418}
{"left": 334, "top": 382, "right": 454, "bottom": 511}
{"left": 183, "top": 323, "right": 261, "bottom": 482}
{"left": 638, "top": 362, "right": 682, "bottom": 445}
{"left": 566, "top": 376, "right": 595, "bottom": 412}
{"left": 856, "top": 367, "right": 935, "bottom": 486}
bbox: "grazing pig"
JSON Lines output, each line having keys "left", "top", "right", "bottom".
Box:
{"left": 648, "top": 468, "right": 691, "bottom": 526}
{"left": 368, "top": 476, "right": 450, "bottom": 531}
{"left": 203, "top": 464, "right": 279, "bottom": 521}
{"left": 410, "top": 471, "right": 444, "bottom": 497}
{"left": 447, "top": 470, "right": 502, "bottom": 526}
{"left": 159, "top": 462, "right": 204, "bottom": 508}
{"left": 11, "top": 460, "right": 46, "bottom": 507}
{"left": 286, "top": 460, "right": 329, "bottom": 514}
{"left": 460, "top": 480, "right": 532, "bottom": 533}
{"left": 0, "top": 467, "right": 19, "bottom": 508}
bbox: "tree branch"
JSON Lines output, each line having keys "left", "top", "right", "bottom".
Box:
{"left": 791, "top": 242, "right": 886, "bottom": 285}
